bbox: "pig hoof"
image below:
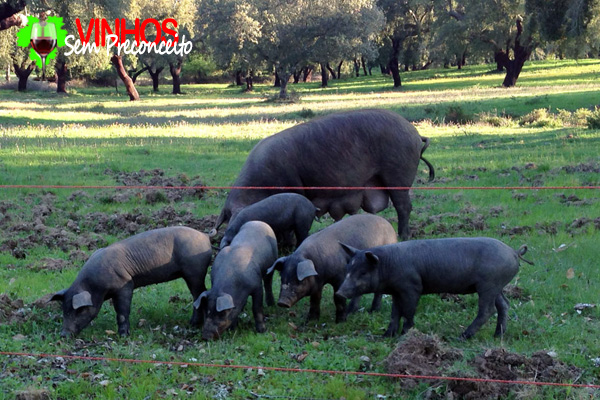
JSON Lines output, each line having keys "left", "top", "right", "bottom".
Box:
{"left": 256, "top": 324, "right": 266, "bottom": 333}
{"left": 382, "top": 330, "right": 396, "bottom": 338}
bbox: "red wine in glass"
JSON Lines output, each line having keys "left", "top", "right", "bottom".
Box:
{"left": 30, "top": 22, "right": 57, "bottom": 81}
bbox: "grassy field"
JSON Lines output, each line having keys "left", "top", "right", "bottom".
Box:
{"left": 1, "top": 59, "right": 599, "bottom": 399}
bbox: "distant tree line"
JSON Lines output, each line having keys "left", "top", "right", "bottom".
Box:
{"left": 0, "top": 0, "right": 599, "bottom": 97}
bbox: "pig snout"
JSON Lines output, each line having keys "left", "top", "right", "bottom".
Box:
{"left": 336, "top": 281, "right": 356, "bottom": 300}
{"left": 277, "top": 299, "right": 292, "bottom": 308}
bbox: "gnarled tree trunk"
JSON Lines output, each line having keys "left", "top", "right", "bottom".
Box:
{"left": 326, "top": 63, "right": 337, "bottom": 79}
{"left": 147, "top": 66, "right": 163, "bottom": 92}
{"left": 277, "top": 70, "right": 290, "bottom": 99}
{"left": 169, "top": 60, "right": 182, "bottom": 94}
{"left": 110, "top": 55, "right": 139, "bottom": 100}
{"left": 235, "top": 70, "right": 243, "bottom": 86}
{"left": 302, "top": 65, "right": 313, "bottom": 82}
{"left": 501, "top": 17, "right": 533, "bottom": 88}
{"left": 320, "top": 63, "right": 329, "bottom": 87}
{"left": 389, "top": 37, "right": 402, "bottom": 87}
{"left": 55, "top": 60, "right": 68, "bottom": 93}
{"left": 13, "top": 60, "right": 34, "bottom": 91}
{"left": 336, "top": 60, "right": 343, "bottom": 79}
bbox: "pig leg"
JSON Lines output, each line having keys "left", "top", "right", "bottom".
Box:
{"left": 346, "top": 295, "right": 361, "bottom": 314}
{"left": 334, "top": 292, "right": 349, "bottom": 323}
{"left": 183, "top": 277, "right": 207, "bottom": 327}
{"left": 384, "top": 296, "right": 403, "bottom": 337}
{"left": 494, "top": 293, "right": 509, "bottom": 337}
{"left": 112, "top": 282, "right": 134, "bottom": 336}
{"left": 263, "top": 272, "right": 275, "bottom": 307}
{"left": 461, "top": 291, "right": 497, "bottom": 340}
{"left": 388, "top": 189, "right": 412, "bottom": 241}
{"left": 294, "top": 219, "right": 312, "bottom": 247}
{"left": 369, "top": 292, "right": 383, "bottom": 313}
{"left": 252, "top": 289, "right": 266, "bottom": 333}
{"left": 307, "top": 290, "right": 322, "bottom": 321}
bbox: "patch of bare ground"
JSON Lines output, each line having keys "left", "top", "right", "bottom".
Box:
{"left": 385, "top": 332, "right": 583, "bottom": 399}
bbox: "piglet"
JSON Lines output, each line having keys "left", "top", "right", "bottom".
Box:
{"left": 195, "top": 221, "right": 278, "bottom": 340}
{"left": 336, "top": 237, "right": 533, "bottom": 339}
{"left": 219, "top": 193, "right": 317, "bottom": 249}
{"left": 50, "top": 226, "right": 212, "bottom": 337}
{"left": 268, "top": 214, "right": 397, "bottom": 322}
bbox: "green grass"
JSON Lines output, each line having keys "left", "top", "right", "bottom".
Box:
{"left": 1, "top": 60, "right": 600, "bottom": 399}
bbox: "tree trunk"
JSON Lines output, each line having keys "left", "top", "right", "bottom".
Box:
{"left": 389, "top": 37, "right": 402, "bottom": 87}
{"left": 169, "top": 60, "right": 182, "bottom": 94}
{"left": 148, "top": 67, "right": 163, "bottom": 92}
{"left": 6, "top": 63, "right": 10, "bottom": 81}
{"left": 129, "top": 66, "right": 149, "bottom": 83}
{"left": 277, "top": 71, "right": 290, "bottom": 99}
{"left": 361, "top": 57, "right": 368, "bottom": 76}
{"left": 110, "top": 55, "right": 139, "bottom": 100}
{"left": 302, "top": 66, "right": 313, "bottom": 82}
{"left": 293, "top": 69, "right": 301, "bottom": 84}
{"left": 326, "top": 63, "right": 336, "bottom": 79}
{"left": 353, "top": 59, "right": 360, "bottom": 77}
{"left": 320, "top": 63, "right": 329, "bottom": 87}
{"left": 494, "top": 50, "right": 506, "bottom": 71}
{"left": 235, "top": 70, "right": 243, "bottom": 85}
{"left": 13, "top": 61, "right": 34, "bottom": 92}
{"left": 0, "top": 0, "right": 26, "bottom": 31}
{"left": 379, "top": 64, "right": 389, "bottom": 74}
{"left": 274, "top": 71, "right": 281, "bottom": 87}
{"left": 502, "top": 17, "right": 532, "bottom": 88}
{"left": 245, "top": 72, "right": 253, "bottom": 91}
{"left": 55, "top": 60, "right": 67, "bottom": 93}
{"left": 336, "top": 60, "right": 343, "bottom": 79}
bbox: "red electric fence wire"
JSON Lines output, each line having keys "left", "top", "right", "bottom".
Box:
{"left": 1, "top": 351, "right": 599, "bottom": 389}
{"left": 0, "top": 184, "right": 599, "bottom": 190}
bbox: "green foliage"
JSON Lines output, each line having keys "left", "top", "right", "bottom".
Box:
{"left": 518, "top": 108, "right": 563, "bottom": 127}
{"left": 183, "top": 53, "right": 218, "bottom": 82}
{"left": 586, "top": 106, "right": 600, "bottom": 129}
{"left": 445, "top": 104, "right": 473, "bottom": 125}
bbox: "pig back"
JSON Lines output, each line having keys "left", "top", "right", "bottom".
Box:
{"left": 381, "top": 237, "right": 520, "bottom": 294}
{"left": 299, "top": 214, "right": 396, "bottom": 280}
{"left": 83, "top": 227, "right": 211, "bottom": 288}
{"left": 217, "top": 221, "right": 278, "bottom": 277}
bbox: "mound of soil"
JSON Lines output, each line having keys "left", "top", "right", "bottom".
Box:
{"left": 0, "top": 294, "right": 27, "bottom": 325}
{"left": 385, "top": 332, "right": 582, "bottom": 399}
{"left": 450, "top": 349, "right": 581, "bottom": 399}
{"left": 385, "top": 331, "right": 463, "bottom": 389}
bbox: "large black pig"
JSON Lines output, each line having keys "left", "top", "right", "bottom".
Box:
{"left": 210, "top": 109, "right": 434, "bottom": 240}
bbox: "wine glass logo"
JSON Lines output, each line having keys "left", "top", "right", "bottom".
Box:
{"left": 30, "top": 21, "right": 57, "bottom": 81}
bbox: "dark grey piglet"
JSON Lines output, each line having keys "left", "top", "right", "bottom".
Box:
{"left": 50, "top": 226, "right": 212, "bottom": 337}
{"left": 336, "top": 237, "right": 533, "bottom": 339}
{"left": 219, "top": 193, "right": 317, "bottom": 249}
{"left": 195, "top": 221, "right": 278, "bottom": 340}
{"left": 268, "top": 214, "right": 397, "bottom": 322}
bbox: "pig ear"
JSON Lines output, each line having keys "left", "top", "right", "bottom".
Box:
{"left": 216, "top": 293, "right": 235, "bottom": 312}
{"left": 297, "top": 259, "right": 318, "bottom": 281}
{"left": 72, "top": 291, "right": 93, "bottom": 310}
{"left": 267, "top": 257, "right": 287, "bottom": 275}
{"left": 365, "top": 251, "right": 379, "bottom": 265}
{"left": 193, "top": 291, "right": 209, "bottom": 310}
{"left": 339, "top": 242, "right": 359, "bottom": 257}
{"left": 49, "top": 288, "right": 68, "bottom": 303}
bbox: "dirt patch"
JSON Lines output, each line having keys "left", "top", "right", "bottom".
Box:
{"left": 101, "top": 168, "right": 205, "bottom": 203}
{"left": 385, "top": 331, "right": 463, "bottom": 389}
{"left": 500, "top": 225, "right": 533, "bottom": 236}
{"left": 503, "top": 284, "right": 530, "bottom": 301}
{"left": 385, "top": 332, "right": 582, "bottom": 399}
{"left": 567, "top": 218, "right": 592, "bottom": 235}
{"left": 31, "top": 257, "right": 71, "bottom": 271}
{"left": 0, "top": 294, "right": 28, "bottom": 325}
{"left": 450, "top": 349, "right": 582, "bottom": 399}
{"left": 561, "top": 162, "right": 600, "bottom": 174}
